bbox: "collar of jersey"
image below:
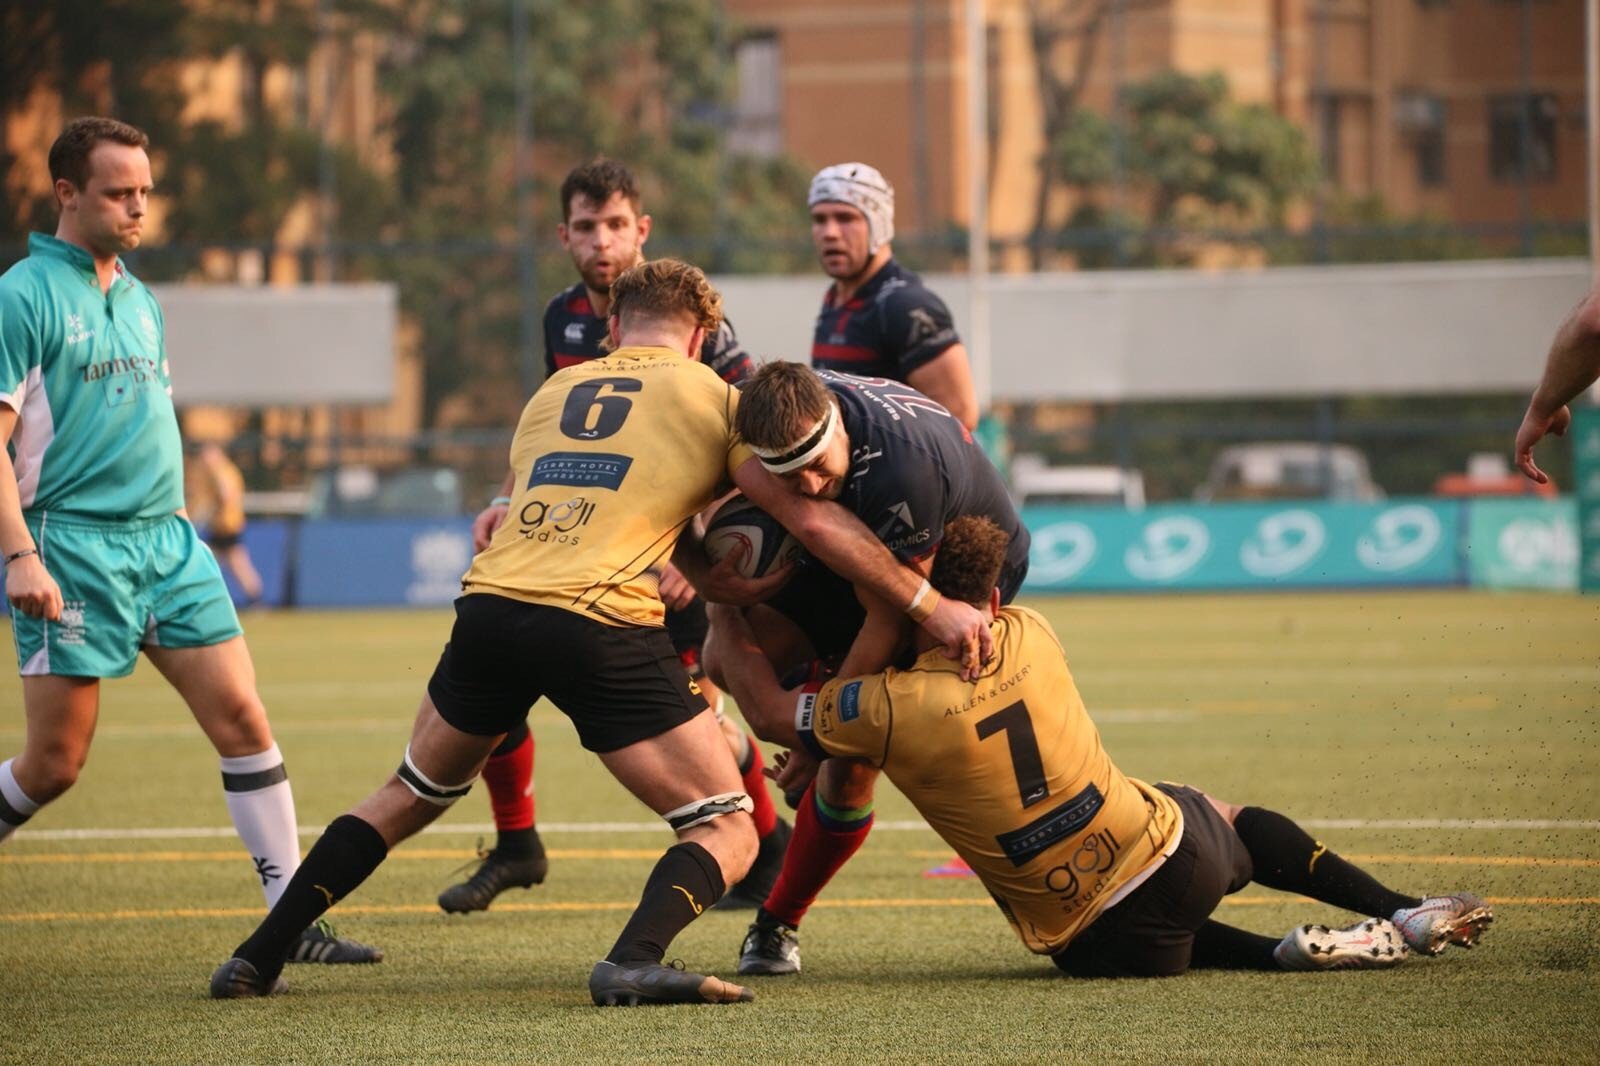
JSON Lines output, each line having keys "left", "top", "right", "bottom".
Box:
{"left": 29, "top": 232, "right": 110, "bottom": 274}
{"left": 606, "top": 344, "right": 682, "bottom": 361}
{"left": 826, "top": 256, "right": 897, "bottom": 308}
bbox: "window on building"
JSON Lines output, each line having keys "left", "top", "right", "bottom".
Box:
{"left": 730, "top": 33, "right": 782, "bottom": 158}
{"left": 1318, "top": 96, "right": 1341, "bottom": 181}
{"left": 1488, "top": 93, "right": 1558, "bottom": 182}
{"left": 1395, "top": 93, "right": 1447, "bottom": 187}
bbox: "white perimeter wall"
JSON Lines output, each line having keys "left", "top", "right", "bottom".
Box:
{"left": 146, "top": 260, "right": 1592, "bottom": 407}
{"left": 714, "top": 258, "right": 1594, "bottom": 402}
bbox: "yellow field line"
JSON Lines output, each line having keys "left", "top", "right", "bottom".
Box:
{"left": 0, "top": 895, "right": 1594, "bottom": 925}
{"left": 905, "top": 851, "right": 1600, "bottom": 869}
{"left": 7, "top": 849, "right": 1598, "bottom": 868}
{"left": 1345, "top": 853, "right": 1600, "bottom": 869}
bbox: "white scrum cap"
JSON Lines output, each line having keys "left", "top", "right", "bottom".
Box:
{"left": 808, "top": 162, "right": 895, "bottom": 253}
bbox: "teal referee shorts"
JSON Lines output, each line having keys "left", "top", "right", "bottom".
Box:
{"left": 9, "top": 512, "right": 242, "bottom": 678}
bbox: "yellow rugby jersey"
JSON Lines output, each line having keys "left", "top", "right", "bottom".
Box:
{"left": 796, "top": 605, "right": 1183, "bottom": 955}
{"left": 463, "top": 346, "right": 753, "bottom": 626}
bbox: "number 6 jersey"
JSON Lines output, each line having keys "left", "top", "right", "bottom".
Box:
{"left": 795, "top": 604, "right": 1184, "bottom": 955}
{"left": 462, "top": 345, "right": 752, "bottom": 627}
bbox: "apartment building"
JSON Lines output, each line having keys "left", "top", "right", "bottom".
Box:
{"left": 722, "top": 0, "right": 1591, "bottom": 247}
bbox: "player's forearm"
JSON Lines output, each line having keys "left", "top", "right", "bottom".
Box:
{"left": 1530, "top": 289, "right": 1600, "bottom": 415}
{"left": 709, "top": 607, "right": 802, "bottom": 749}
{"left": 0, "top": 421, "right": 35, "bottom": 558}
{"left": 838, "top": 593, "right": 909, "bottom": 678}
{"left": 498, "top": 469, "right": 516, "bottom": 498}
{"left": 734, "top": 463, "right": 919, "bottom": 608}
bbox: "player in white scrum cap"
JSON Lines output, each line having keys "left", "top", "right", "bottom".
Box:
{"left": 805, "top": 162, "right": 977, "bottom": 431}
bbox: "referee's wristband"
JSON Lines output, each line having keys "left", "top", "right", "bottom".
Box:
{"left": 489, "top": 495, "right": 512, "bottom": 507}
{"left": 4, "top": 547, "right": 38, "bottom": 565}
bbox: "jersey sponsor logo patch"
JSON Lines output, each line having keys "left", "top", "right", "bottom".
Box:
{"left": 56, "top": 601, "right": 88, "bottom": 646}
{"left": 994, "top": 782, "right": 1104, "bottom": 868}
{"left": 565, "top": 322, "right": 587, "bottom": 343}
{"left": 527, "top": 452, "right": 633, "bottom": 490}
{"left": 1041, "top": 827, "right": 1123, "bottom": 914}
{"left": 905, "top": 307, "right": 947, "bottom": 348}
{"left": 795, "top": 692, "right": 817, "bottom": 734}
{"left": 65, "top": 313, "right": 94, "bottom": 346}
{"left": 838, "top": 681, "right": 863, "bottom": 722}
{"left": 515, "top": 495, "right": 596, "bottom": 545}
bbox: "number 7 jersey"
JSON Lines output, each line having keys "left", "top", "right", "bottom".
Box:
{"left": 795, "top": 604, "right": 1184, "bottom": 955}
{"left": 462, "top": 345, "right": 753, "bottom": 627}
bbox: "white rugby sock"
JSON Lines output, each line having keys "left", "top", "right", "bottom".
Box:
{"left": 219, "top": 743, "right": 302, "bottom": 908}
{"left": 0, "top": 758, "right": 43, "bottom": 844}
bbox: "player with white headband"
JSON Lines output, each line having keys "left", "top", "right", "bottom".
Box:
{"left": 706, "top": 359, "right": 1029, "bottom": 980}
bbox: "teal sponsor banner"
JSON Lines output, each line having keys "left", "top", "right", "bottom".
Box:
{"left": 1023, "top": 498, "right": 1462, "bottom": 592}
{"left": 1574, "top": 407, "right": 1600, "bottom": 593}
{"left": 1465, "top": 498, "right": 1579, "bottom": 590}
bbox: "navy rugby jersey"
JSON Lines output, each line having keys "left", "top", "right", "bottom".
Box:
{"left": 811, "top": 259, "right": 960, "bottom": 381}
{"left": 542, "top": 280, "right": 754, "bottom": 385}
{"left": 823, "top": 370, "right": 1029, "bottom": 590}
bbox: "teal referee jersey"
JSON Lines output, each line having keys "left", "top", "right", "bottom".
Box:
{"left": 0, "top": 233, "right": 183, "bottom": 520}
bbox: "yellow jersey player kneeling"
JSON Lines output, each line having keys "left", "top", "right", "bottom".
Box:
{"left": 711, "top": 516, "right": 1492, "bottom": 977}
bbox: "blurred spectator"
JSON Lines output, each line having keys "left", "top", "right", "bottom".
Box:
{"left": 189, "top": 441, "right": 263, "bottom": 604}
{"left": 1515, "top": 281, "right": 1600, "bottom": 484}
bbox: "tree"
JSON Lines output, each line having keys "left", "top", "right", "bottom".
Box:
{"left": 2, "top": 0, "right": 810, "bottom": 431}
{"left": 1022, "top": 0, "right": 1161, "bottom": 270}
{"left": 1052, "top": 70, "right": 1318, "bottom": 266}
{"left": 372, "top": 0, "right": 811, "bottom": 428}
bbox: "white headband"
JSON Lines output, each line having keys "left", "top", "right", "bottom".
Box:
{"left": 808, "top": 163, "right": 895, "bottom": 253}
{"left": 750, "top": 404, "right": 838, "bottom": 475}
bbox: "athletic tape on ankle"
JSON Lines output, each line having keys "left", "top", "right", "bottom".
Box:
{"left": 396, "top": 744, "right": 474, "bottom": 807}
{"left": 663, "top": 791, "right": 754, "bottom": 831}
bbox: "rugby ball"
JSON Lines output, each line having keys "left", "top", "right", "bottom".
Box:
{"left": 704, "top": 495, "right": 803, "bottom": 579}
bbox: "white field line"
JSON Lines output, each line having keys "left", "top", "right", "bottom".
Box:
{"left": 14, "top": 817, "right": 1600, "bottom": 842}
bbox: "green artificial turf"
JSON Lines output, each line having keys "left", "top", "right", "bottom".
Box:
{"left": 2, "top": 590, "right": 1596, "bottom": 1063}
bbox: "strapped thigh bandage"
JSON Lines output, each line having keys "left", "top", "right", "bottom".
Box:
{"left": 396, "top": 744, "right": 475, "bottom": 807}
{"left": 663, "top": 791, "right": 754, "bottom": 831}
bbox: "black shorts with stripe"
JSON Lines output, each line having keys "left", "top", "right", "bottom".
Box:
{"left": 1051, "top": 783, "right": 1254, "bottom": 978}
{"left": 427, "top": 594, "right": 708, "bottom": 754}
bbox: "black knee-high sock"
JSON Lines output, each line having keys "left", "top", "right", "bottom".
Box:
{"left": 1233, "top": 807, "right": 1421, "bottom": 918}
{"left": 605, "top": 841, "right": 726, "bottom": 966}
{"left": 1190, "top": 920, "right": 1283, "bottom": 971}
{"left": 233, "top": 814, "right": 388, "bottom": 980}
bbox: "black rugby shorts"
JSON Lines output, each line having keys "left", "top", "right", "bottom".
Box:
{"left": 1051, "top": 783, "right": 1254, "bottom": 978}
{"left": 427, "top": 594, "right": 708, "bottom": 753}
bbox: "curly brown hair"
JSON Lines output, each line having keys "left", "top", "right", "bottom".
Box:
{"left": 734, "top": 361, "right": 833, "bottom": 452}
{"left": 49, "top": 117, "right": 148, "bottom": 191}
{"left": 608, "top": 258, "right": 723, "bottom": 338}
{"left": 930, "top": 516, "right": 1010, "bottom": 605}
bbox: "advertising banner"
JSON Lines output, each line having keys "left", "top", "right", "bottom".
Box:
{"left": 1023, "top": 499, "right": 1462, "bottom": 593}
{"left": 294, "top": 518, "right": 474, "bottom": 607}
{"left": 1574, "top": 407, "right": 1600, "bottom": 593}
{"left": 1464, "top": 498, "right": 1579, "bottom": 590}
{"left": 222, "top": 519, "right": 293, "bottom": 606}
